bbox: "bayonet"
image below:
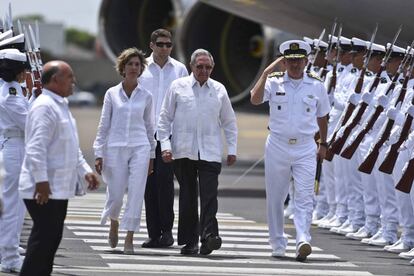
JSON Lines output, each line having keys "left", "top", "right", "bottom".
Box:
{"left": 363, "top": 23, "right": 378, "bottom": 69}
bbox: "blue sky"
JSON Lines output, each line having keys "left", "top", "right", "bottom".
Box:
{"left": 2, "top": 0, "right": 101, "bottom": 34}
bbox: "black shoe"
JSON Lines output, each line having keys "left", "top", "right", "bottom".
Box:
{"left": 159, "top": 231, "right": 174, "bottom": 247}
{"left": 200, "top": 235, "right": 222, "bottom": 255}
{"left": 180, "top": 243, "right": 199, "bottom": 255}
{"left": 142, "top": 238, "right": 160, "bottom": 248}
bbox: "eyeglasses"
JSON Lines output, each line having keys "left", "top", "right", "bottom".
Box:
{"left": 155, "top": 42, "right": 173, "bottom": 48}
{"left": 195, "top": 64, "right": 213, "bottom": 70}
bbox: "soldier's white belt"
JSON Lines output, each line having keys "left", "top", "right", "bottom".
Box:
{"left": 3, "top": 129, "right": 24, "bottom": 138}
{"left": 270, "top": 134, "right": 314, "bottom": 145}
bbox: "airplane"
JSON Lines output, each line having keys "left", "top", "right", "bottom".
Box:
{"left": 98, "top": 0, "right": 413, "bottom": 105}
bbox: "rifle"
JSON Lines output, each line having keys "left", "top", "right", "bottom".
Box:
{"left": 341, "top": 45, "right": 413, "bottom": 159}
{"left": 329, "top": 25, "right": 402, "bottom": 156}
{"left": 325, "top": 24, "right": 378, "bottom": 161}
{"left": 359, "top": 57, "right": 412, "bottom": 174}
{"left": 23, "top": 26, "right": 42, "bottom": 98}
{"left": 395, "top": 157, "right": 414, "bottom": 193}
{"left": 319, "top": 19, "right": 337, "bottom": 80}
{"left": 306, "top": 29, "right": 325, "bottom": 73}
{"left": 326, "top": 24, "right": 342, "bottom": 96}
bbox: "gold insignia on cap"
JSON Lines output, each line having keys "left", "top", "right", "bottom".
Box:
{"left": 290, "top": 43, "right": 299, "bottom": 51}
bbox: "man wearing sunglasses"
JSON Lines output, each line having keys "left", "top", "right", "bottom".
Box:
{"left": 251, "top": 40, "right": 330, "bottom": 261}
{"left": 140, "top": 29, "right": 188, "bottom": 249}
{"left": 157, "top": 49, "right": 237, "bottom": 255}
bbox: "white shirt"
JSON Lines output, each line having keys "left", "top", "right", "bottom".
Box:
{"left": 158, "top": 74, "right": 238, "bottom": 163}
{"left": 139, "top": 54, "right": 188, "bottom": 133}
{"left": 19, "top": 89, "right": 92, "bottom": 199}
{"left": 263, "top": 72, "right": 331, "bottom": 138}
{"left": 0, "top": 81, "right": 28, "bottom": 135}
{"left": 93, "top": 82, "right": 156, "bottom": 159}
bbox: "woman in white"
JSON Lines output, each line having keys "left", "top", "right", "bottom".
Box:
{"left": 93, "top": 48, "right": 156, "bottom": 254}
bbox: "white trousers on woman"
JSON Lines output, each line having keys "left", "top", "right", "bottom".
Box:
{"left": 101, "top": 145, "right": 150, "bottom": 232}
{"left": 0, "top": 138, "right": 26, "bottom": 267}
{"left": 265, "top": 134, "right": 316, "bottom": 251}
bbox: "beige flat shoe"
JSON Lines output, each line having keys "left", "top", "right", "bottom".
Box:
{"left": 124, "top": 240, "right": 134, "bottom": 254}
{"left": 108, "top": 220, "right": 119, "bottom": 248}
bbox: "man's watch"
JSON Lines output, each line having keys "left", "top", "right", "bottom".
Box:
{"left": 319, "top": 142, "right": 328, "bottom": 148}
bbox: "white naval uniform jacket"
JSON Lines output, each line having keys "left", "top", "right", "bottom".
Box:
{"left": 158, "top": 74, "right": 238, "bottom": 163}
{"left": 139, "top": 54, "right": 188, "bottom": 132}
{"left": 0, "top": 81, "right": 28, "bottom": 136}
{"left": 93, "top": 82, "right": 156, "bottom": 159}
{"left": 263, "top": 72, "right": 331, "bottom": 139}
{"left": 19, "top": 89, "right": 92, "bottom": 199}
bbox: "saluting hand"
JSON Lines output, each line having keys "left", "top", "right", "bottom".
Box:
{"left": 85, "top": 173, "right": 100, "bottom": 190}
{"left": 95, "top": 158, "right": 103, "bottom": 175}
{"left": 227, "top": 155, "right": 237, "bottom": 166}
{"left": 162, "top": 150, "right": 173, "bottom": 163}
{"left": 34, "top": 181, "right": 52, "bottom": 205}
{"left": 263, "top": 56, "right": 285, "bottom": 76}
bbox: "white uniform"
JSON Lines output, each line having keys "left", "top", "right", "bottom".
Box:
{"left": 0, "top": 81, "right": 27, "bottom": 269}
{"left": 262, "top": 71, "right": 330, "bottom": 251}
{"left": 93, "top": 82, "right": 156, "bottom": 231}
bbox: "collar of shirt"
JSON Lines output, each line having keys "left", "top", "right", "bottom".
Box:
{"left": 42, "top": 88, "right": 67, "bottom": 104}
{"left": 190, "top": 73, "right": 212, "bottom": 88}
{"left": 117, "top": 82, "right": 142, "bottom": 100}
{"left": 147, "top": 53, "right": 173, "bottom": 69}
{"left": 282, "top": 72, "right": 313, "bottom": 84}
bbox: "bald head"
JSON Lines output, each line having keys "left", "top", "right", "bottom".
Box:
{"left": 42, "top": 60, "right": 75, "bottom": 97}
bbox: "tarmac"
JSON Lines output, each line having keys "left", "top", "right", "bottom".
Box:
{"left": 71, "top": 104, "right": 270, "bottom": 198}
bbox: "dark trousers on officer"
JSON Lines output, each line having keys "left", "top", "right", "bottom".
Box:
{"left": 20, "top": 199, "right": 68, "bottom": 276}
{"left": 173, "top": 158, "right": 221, "bottom": 245}
{"left": 144, "top": 141, "right": 175, "bottom": 239}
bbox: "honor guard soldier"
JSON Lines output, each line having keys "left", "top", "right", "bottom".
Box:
{"left": 251, "top": 40, "right": 330, "bottom": 261}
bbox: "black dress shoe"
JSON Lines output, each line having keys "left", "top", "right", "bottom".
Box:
{"left": 200, "top": 235, "right": 222, "bottom": 255}
{"left": 159, "top": 231, "right": 174, "bottom": 247}
{"left": 180, "top": 243, "right": 199, "bottom": 255}
{"left": 142, "top": 238, "right": 160, "bottom": 248}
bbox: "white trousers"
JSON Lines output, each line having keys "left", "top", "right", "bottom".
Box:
{"left": 0, "top": 138, "right": 26, "bottom": 267}
{"left": 393, "top": 148, "right": 414, "bottom": 246}
{"left": 101, "top": 145, "right": 150, "bottom": 232}
{"left": 334, "top": 156, "right": 348, "bottom": 220}
{"left": 265, "top": 134, "right": 316, "bottom": 250}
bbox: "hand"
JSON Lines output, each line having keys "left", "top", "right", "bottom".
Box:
{"left": 227, "top": 155, "right": 237, "bottom": 166}
{"left": 263, "top": 56, "right": 285, "bottom": 76}
{"left": 85, "top": 173, "right": 100, "bottom": 190}
{"left": 162, "top": 150, "right": 173, "bottom": 163}
{"left": 317, "top": 145, "right": 327, "bottom": 161}
{"left": 34, "top": 181, "right": 52, "bottom": 205}
{"left": 95, "top": 158, "right": 103, "bottom": 175}
{"left": 148, "top": 159, "right": 154, "bottom": 176}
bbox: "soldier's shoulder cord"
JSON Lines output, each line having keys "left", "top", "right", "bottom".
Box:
{"left": 307, "top": 71, "right": 323, "bottom": 82}
{"left": 268, "top": 71, "right": 284, "bottom": 78}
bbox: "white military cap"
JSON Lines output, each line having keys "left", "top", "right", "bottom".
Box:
{"left": 367, "top": 42, "right": 386, "bottom": 56}
{"left": 328, "top": 35, "right": 338, "bottom": 44}
{"left": 0, "top": 48, "right": 27, "bottom": 62}
{"left": 0, "top": 30, "right": 13, "bottom": 41}
{"left": 339, "top": 36, "right": 352, "bottom": 51}
{"left": 407, "top": 46, "right": 414, "bottom": 55}
{"left": 386, "top": 43, "right": 406, "bottom": 58}
{"left": 351, "top": 37, "right": 367, "bottom": 53}
{"left": 279, "top": 40, "right": 311, "bottom": 59}
{"left": 313, "top": 39, "right": 328, "bottom": 51}
{"left": 303, "top": 36, "right": 315, "bottom": 48}
{"left": 0, "top": 34, "right": 25, "bottom": 51}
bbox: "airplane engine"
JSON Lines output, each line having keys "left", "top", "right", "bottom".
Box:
{"left": 178, "top": 2, "right": 273, "bottom": 104}
{"left": 98, "top": 0, "right": 182, "bottom": 61}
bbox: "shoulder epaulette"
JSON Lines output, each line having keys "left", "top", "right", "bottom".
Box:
{"left": 8, "top": 87, "right": 17, "bottom": 96}
{"left": 307, "top": 71, "right": 323, "bottom": 82}
{"left": 338, "top": 67, "right": 344, "bottom": 72}
{"left": 268, "top": 71, "right": 284, "bottom": 78}
{"left": 380, "top": 77, "right": 388, "bottom": 83}
{"left": 365, "top": 71, "right": 373, "bottom": 77}
{"left": 351, "top": 68, "right": 357, "bottom": 73}
{"left": 398, "top": 78, "right": 404, "bottom": 84}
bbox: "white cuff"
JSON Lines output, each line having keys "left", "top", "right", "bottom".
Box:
{"left": 32, "top": 170, "right": 48, "bottom": 183}
{"left": 161, "top": 140, "right": 172, "bottom": 152}
{"left": 377, "top": 95, "right": 389, "bottom": 108}
{"left": 361, "top": 92, "right": 373, "bottom": 105}
{"left": 348, "top": 93, "right": 361, "bottom": 105}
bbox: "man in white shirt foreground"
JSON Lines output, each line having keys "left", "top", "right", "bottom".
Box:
{"left": 158, "top": 49, "right": 238, "bottom": 255}
{"left": 19, "top": 61, "right": 100, "bottom": 276}
{"left": 251, "top": 40, "right": 330, "bottom": 261}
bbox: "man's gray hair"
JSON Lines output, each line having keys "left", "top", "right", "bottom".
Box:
{"left": 190, "top": 49, "right": 214, "bottom": 65}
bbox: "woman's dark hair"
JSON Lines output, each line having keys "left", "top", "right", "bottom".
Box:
{"left": 0, "top": 59, "right": 27, "bottom": 82}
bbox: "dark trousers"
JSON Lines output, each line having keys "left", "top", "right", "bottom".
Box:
{"left": 144, "top": 141, "right": 175, "bottom": 238}
{"left": 20, "top": 199, "right": 68, "bottom": 276}
{"left": 173, "top": 158, "right": 221, "bottom": 245}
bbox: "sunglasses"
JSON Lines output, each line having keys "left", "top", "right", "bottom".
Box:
{"left": 195, "top": 65, "right": 213, "bottom": 70}
{"left": 155, "top": 42, "right": 173, "bottom": 48}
